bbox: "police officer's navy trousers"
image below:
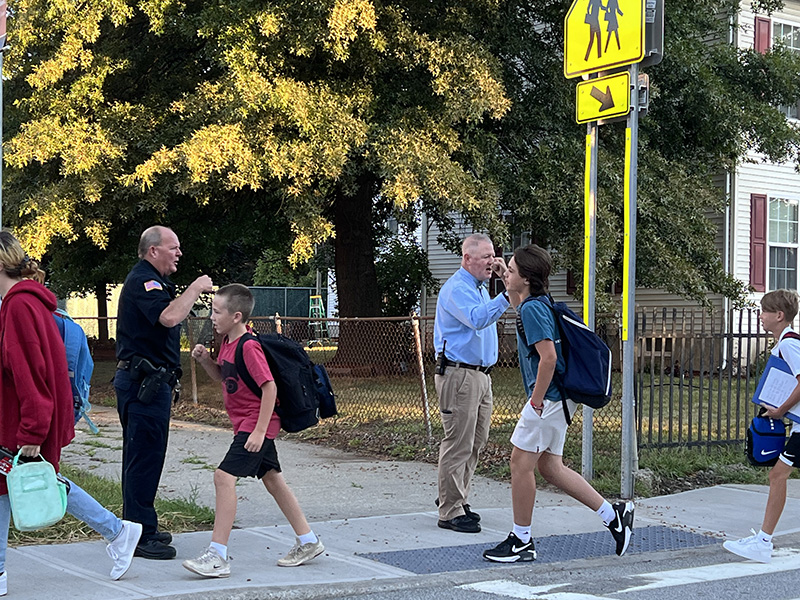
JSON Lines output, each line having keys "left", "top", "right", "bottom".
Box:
{"left": 114, "top": 368, "right": 172, "bottom": 541}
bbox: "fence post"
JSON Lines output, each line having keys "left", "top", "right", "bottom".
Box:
{"left": 187, "top": 318, "right": 198, "bottom": 404}
{"left": 411, "top": 314, "right": 433, "bottom": 442}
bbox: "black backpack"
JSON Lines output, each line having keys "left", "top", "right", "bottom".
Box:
{"left": 234, "top": 332, "right": 337, "bottom": 433}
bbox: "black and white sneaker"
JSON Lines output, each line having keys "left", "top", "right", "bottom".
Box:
{"left": 482, "top": 533, "right": 536, "bottom": 563}
{"left": 606, "top": 501, "right": 634, "bottom": 556}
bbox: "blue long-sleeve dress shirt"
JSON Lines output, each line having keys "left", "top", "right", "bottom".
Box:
{"left": 434, "top": 267, "right": 511, "bottom": 367}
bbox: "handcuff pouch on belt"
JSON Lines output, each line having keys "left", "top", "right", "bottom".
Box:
{"left": 130, "top": 357, "right": 180, "bottom": 404}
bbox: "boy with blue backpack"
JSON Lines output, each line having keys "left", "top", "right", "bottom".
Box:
{"left": 724, "top": 289, "right": 800, "bottom": 564}
{"left": 184, "top": 284, "right": 323, "bottom": 578}
{"left": 482, "top": 244, "right": 634, "bottom": 563}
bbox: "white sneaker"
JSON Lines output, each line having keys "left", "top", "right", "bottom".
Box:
{"left": 277, "top": 537, "right": 325, "bottom": 567}
{"left": 107, "top": 520, "right": 143, "bottom": 580}
{"left": 182, "top": 547, "right": 231, "bottom": 578}
{"left": 723, "top": 530, "right": 773, "bottom": 563}
{"left": 0, "top": 571, "right": 7, "bottom": 596}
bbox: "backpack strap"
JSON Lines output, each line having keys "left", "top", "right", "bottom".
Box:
{"left": 518, "top": 295, "right": 572, "bottom": 425}
{"left": 234, "top": 332, "right": 263, "bottom": 398}
{"left": 779, "top": 330, "right": 800, "bottom": 361}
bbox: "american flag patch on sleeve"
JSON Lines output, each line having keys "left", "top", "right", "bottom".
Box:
{"left": 144, "top": 280, "right": 163, "bottom": 291}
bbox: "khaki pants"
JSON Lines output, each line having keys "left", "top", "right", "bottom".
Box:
{"left": 435, "top": 367, "right": 493, "bottom": 521}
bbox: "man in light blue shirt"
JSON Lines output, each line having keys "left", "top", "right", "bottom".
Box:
{"left": 434, "top": 233, "right": 510, "bottom": 533}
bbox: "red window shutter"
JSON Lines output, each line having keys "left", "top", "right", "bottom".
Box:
{"left": 566, "top": 269, "right": 577, "bottom": 294}
{"left": 755, "top": 16, "right": 771, "bottom": 53}
{"left": 750, "top": 193, "right": 768, "bottom": 292}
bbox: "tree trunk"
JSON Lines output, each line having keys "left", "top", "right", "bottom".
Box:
{"left": 95, "top": 282, "right": 109, "bottom": 343}
{"left": 329, "top": 175, "right": 400, "bottom": 374}
{"left": 333, "top": 174, "right": 382, "bottom": 318}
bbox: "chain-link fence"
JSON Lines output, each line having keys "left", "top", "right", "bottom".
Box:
{"left": 176, "top": 315, "right": 623, "bottom": 473}
{"left": 82, "top": 309, "right": 769, "bottom": 472}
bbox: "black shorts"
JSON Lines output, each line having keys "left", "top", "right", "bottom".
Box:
{"left": 780, "top": 432, "right": 800, "bottom": 468}
{"left": 218, "top": 432, "right": 281, "bottom": 479}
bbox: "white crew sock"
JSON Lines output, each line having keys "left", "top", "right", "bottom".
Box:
{"left": 597, "top": 500, "right": 615, "bottom": 525}
{"left": 512, "top": 524, "right": 531, "bottom": 543}
{"left": 298, "top": 531, "right": 318, "bottom": 545}
{"left": 757, "top": 530, "right": 773, "bottom": 544}
{"left": 210, "top": 542, "right": 227, "bottom": 560}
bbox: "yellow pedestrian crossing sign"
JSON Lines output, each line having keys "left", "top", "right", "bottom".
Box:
{"left": 564, "top": 0, "right": 645, "bottom": 78}
{"left": 576, "top": 72, "right": 631, "bottom": 123}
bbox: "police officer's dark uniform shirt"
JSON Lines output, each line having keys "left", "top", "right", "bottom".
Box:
{"left": 116, "top": 260, "right": 180, "bottom": 370}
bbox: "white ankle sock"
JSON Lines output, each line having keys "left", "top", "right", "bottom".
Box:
{"left": 298, "top": 531, "right": 318, "bottom": 545}
{"left": 757, "top": 530, "right": 773, "bottom": 544}
{"left": 512, "top": 524, "right": 531, "bottom": 543}
{"left": 597, "top": 500, "right": 615, "bottom": 525}
{"left": 210, "top": 542, "right": 227, "bottom": 560}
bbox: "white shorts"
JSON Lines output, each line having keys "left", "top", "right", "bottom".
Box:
{"left": 510, "top": 398, "right": 577, "bottom": 455}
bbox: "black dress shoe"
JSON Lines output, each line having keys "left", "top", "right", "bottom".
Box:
{"left": 438, "top": 515, "right": 481, "bottom": 533}
{"left": 153, "top": 530, "right": 172, "bottom": 544}
{"left": 435, "top": 498, "right": 481, "bottom": 523}
{"left": 134, "top": 538, "right": 177, "bottom": 560}
{"left": 463, "top": 504, "right": 481, "bottom": 523}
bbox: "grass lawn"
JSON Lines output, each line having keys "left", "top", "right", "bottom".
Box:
{"left": 9, "top": 463, "right": 214, "bottom": 546}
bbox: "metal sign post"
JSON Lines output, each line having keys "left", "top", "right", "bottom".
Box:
{"left": 620, "top": 62, "right": 640, "bottom": 499}
{"left": 582, "top": 119, "right": 598, "bottom": 480}
{"left": 564, "top": 0, "right": 654, "bottom": 490}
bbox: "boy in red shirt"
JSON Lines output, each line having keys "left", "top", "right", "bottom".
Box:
{"left": 184, "top": 284, "right": 323, "bottom": 577}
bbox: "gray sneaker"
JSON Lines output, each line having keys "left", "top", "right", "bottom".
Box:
{"left": 277, "top": 537, "right": 325, "bottom": 567}
{"left": 182, "top": 547, "right": 231, "bottom": 578}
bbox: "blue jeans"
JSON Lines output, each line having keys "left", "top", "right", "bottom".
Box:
{"left": 0, "top": 478, "right": 122, "bottom": 573}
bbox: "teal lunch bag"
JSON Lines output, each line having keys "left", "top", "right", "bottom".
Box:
{"left": 7, "top": 452, "right": 68, "bottom": 531}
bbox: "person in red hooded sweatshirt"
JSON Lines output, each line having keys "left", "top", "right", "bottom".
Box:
{"left": 0, "top": 231, "right": 142, "bottom": 596}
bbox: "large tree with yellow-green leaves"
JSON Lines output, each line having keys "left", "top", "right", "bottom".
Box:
{"left": 4, "top": 0, "right": 510, "bottom": 323}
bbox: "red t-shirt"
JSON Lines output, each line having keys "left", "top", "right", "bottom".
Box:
{"left": 217, "top": 335, "right": 281, "bottom": 439}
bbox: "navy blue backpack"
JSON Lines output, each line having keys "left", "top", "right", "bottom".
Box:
{"left": 517, "top": 295, "right": 613, "bottom": 424}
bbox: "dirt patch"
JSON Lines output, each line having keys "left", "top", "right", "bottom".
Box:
{"left": 171, "top": 401, "right": 230, "bottom": 429}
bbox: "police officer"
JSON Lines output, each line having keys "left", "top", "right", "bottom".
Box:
{"left": 115, "top": 226, "right": 213, "bottom": 559}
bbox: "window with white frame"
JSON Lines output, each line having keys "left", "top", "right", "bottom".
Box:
{"left": 774, "top": 21, "right": 800, "bottom": 119}
{"left": 768, "top": 196, "right": 799, "bottom": 290}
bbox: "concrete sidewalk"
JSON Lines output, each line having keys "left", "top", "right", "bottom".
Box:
{"left": 3, "top": 406, "right": 799, "bottom": 599}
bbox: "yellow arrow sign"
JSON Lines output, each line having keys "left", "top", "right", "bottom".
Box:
{"left": 576, "top": 72, "right": 631, "bottom": 123}
{"left": 564, "top": 0, "right": 644, "bottom": 78}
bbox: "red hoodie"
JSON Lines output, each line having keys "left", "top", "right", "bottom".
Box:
{"left": 0, "top": 280, "right": 74, "bottom": 495}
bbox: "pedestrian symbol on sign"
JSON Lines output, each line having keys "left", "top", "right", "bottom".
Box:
{"left": 564, "top": 0, "right": 644, "bottom": 78}
{"left": 584, "top": 0, "right": 626, "bottom": 61}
